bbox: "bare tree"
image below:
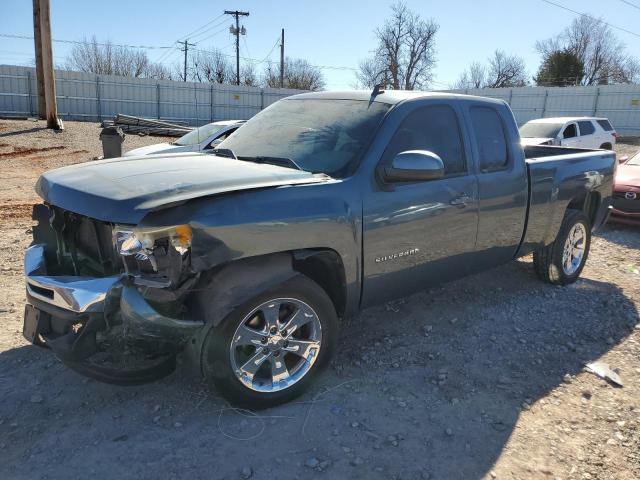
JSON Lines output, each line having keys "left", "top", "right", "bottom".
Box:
{"left": 536, "top": 16, "right": 639, "bottom": 85}
{"left": 486, "top": 50, "right": 528, "bottom": 88}
{"left": 454, "top": 50, "right": 527, "bottom": 89}
{"left": 356, "top": 1, "right": 439, "bottom": 90}
{"left": 263, "top": 58, "right": 325, "bottom": 91}
{"left": 144, "top": 62, "right": 176, "bottom": 80}
{"left": 65, "top": 37, "right": 149, "bottom": 77}
{"left": 453, "top": 62, "right": 486, "bottom": 89}
{"left": 241, "top": 63, "right": 258, "bottom": 86}
{"left": 64, "top": 36, "right": 177, "bottom": 80}
{"left": 190, "top": 49, "right": 234, "bottom": 84}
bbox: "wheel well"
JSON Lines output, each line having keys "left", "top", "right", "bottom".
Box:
{"left": 566, "top": 192, "right": 601, "bottom": 227}
{"left": 600, "top": 143, "right": 612, "bottom": 150}
{"left": 292, "top": 249, "right": 347, "bottom": 318}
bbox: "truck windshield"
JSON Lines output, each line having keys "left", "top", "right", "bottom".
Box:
{"left": 519, "top": 122, "right": 563, "bottom": 139}
{"left": 217, "top": 98, "right": 390, "bottom": 177}
{"left": 175, "top": 124, "right": 226, "bottom": 146}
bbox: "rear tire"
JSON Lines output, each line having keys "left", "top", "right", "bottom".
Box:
{"left": 200, "top": 275, "right": 338, "bottom": 409}
{"left": 599, "top": 143, "right": 613, "bottom": 150}
{"left": 533, "top": 209, "right": 591, "bottom": 285}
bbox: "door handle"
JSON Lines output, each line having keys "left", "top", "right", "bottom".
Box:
{"left": 450, "top": 193, "right": 471, "bottom": 207}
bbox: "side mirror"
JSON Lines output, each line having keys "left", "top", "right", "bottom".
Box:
{"left": 379, "top": 150, "right": 445, "bottom": 183}
{"left": 619, "top": 155, "right": 629, "bottom": 164}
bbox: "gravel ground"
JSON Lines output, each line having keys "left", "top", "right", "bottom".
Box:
{"left": 0, "top": 119, "right": 639, "bottom": 480}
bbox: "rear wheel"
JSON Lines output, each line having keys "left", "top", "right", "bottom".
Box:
{"left": 600, "top": 143, "right": 613, "bottom": 150}
{"left": 533, "top": 209, "right": 591, "bottom": 285}
{"left": 200, "top": 275, "right": 337, "bottom": 409}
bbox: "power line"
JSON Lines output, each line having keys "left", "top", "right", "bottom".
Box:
{"left": 620, "top": 0, "right": 640, "bottom": 11}
{"left": 193, "top": 25, "right": 231, "bottom": 45}
{"left": 0, "top": 33, "right": 174, "bottom": 49}
{"left": 189, "top": 19, "right": 230, "bottom": 43}
{"left": 180, "top": 14, "right": 226, "bottom": 40}
{"left": 1, "top": 31, "right": 359, "bottom": 73}
{"left": 155, "top": 16, "right": 226, "bottom": 63}
{"left": 539, "top": 0, "right": 640, "bottom": 39}
{"left": 256, "top": 36, "right": 281, "bottom": 65}
{"left": 155, "top": 42, "right": 182, "bottom": 64}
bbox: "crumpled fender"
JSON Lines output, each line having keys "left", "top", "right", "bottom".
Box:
{"left": 182, "top": 253, "right": 297, "bottom": 368}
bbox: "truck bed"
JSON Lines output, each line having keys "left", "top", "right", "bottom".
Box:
{"left": 518, "top": 145, "right": 616, "bottom": 257}
{"left": 523, "top": 144, "right": 599, "bottom": 159}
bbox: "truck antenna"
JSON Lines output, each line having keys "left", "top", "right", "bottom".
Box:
{"left": 372, "top": 84, "right": 385, "bottom": 96}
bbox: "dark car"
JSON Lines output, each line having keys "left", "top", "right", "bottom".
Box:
{"left": 22, "top": 90, "right": 615, "bottom": 408}
{"left": 611, "top": 151, "right": 640, "bottom": 225}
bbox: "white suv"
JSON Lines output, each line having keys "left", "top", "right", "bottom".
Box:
{"left": 519, "top": 117, "right": 617, "bottom": 150}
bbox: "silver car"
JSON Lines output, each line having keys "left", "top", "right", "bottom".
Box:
{"left": 123, "top": 120, "right": 245, "bottom": 157}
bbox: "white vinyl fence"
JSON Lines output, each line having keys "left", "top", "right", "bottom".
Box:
{"left": 448, "top": 84, "right": 640, "bottom": 136}
{"left": 3, "top": 64, "right": 640, "bottom": 135}
{"left": 0, "top": 65, "right": 305, "bottom": 125}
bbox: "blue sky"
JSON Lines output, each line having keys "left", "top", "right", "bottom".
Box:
{"left": 2, "top": 0, "right": 640, "bottom": 89}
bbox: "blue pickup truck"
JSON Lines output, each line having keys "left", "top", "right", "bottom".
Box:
{"left": 23, "top": 90, "right": 615, "bottom": 407}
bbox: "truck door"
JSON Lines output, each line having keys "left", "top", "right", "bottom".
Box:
{"left": 361, "top": 103, "right": 479, "bottom": 306}
{"left": 466, "top": 103, "right": 527, "bottom": 267}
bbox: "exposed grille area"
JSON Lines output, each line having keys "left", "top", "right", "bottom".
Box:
{"left": 612, "top": 191, "right": 640, "bottom": 213}
{"left": 32, "top": 204, "right": 123, "bottom": 276}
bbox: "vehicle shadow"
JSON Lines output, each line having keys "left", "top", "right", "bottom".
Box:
{"left": 0, "top": 258, "right": 637, "bottom": 480}
{"left": 0, "top": 127, "right": 51, "bottom": 138}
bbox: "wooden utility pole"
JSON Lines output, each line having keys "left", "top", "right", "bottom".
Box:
{"left": 280, "top": 28, "right": 285, "bottom": 88}
{"left": 180, "top": 40, "right": 195, "bottom": 82}
{"left": 224, "top": 10, "right": 249, "bottom": 86}
{"left": 32, "top": 0, "right": 45, "bottom": 119}
{"left": 33, "top": 0, "right": 62, "bottom": 129}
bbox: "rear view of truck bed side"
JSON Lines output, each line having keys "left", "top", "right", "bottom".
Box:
{"left": 518, "top": 144, "right": 616, "bottom": 257}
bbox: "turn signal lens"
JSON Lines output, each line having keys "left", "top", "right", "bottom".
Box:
{"left": 173, "top": 225, "right": 193, "bottom": 248}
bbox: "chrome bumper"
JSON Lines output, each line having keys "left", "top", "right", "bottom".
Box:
{"left": 24, "top": 244, "right": 122, "bottom": 313}
{"left": 24, "top": 244, "right": 203, "bottom": 341}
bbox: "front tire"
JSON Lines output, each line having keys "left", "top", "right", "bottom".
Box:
{"left": 200, "top": 275, "right": 338, "bottom": 409}
{"left": 533, "top": 209, "right": 591, "bottom": 285}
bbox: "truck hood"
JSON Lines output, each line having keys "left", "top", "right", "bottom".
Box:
{"left": 521, "top": 137, "right": 554, "bottom": 146}
{"left": 123, "top": 143, "right": 197, "bottom": 156}
{"left": 36, "top": 153, "right": 328, "bottom": 224}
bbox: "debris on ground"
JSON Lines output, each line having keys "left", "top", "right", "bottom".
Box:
{"left": 585, "top": 361, "right": 624, "bottom": 387}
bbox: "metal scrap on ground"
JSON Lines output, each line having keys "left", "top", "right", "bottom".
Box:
{"left": 102, "top": 114, "right": 194, "bottom": 137}
{"left": 585, "top": 361, "right": 624, "bottom": 387}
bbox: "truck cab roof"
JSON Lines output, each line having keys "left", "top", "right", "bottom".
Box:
{"left": 288, "top": 89, "right": 508, "bottom": 107}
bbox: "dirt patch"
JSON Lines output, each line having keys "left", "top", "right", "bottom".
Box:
{"left": 0, "top": 145, "right": 65, "bottom": 159}
{"left": 0, "top": 204, "right": 34, "bottom": 222}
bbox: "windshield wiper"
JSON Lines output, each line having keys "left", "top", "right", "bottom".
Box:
{"left": 211, "top": 148, "right": 237, "bottom": 159}
{"left": 237, "top": 156, "right": 304, "bottom": 171}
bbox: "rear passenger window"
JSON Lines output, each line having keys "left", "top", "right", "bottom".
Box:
{"left": 578, "top": 121, "right": 595, "bottom": 136}
{"left": 470, "top": 107, "right": 508, "bottom": 173}
{"left": 597, "top": 119, "right": 613, "bottom": 131}
{"left": 382, "top": 105, "right": 466, "bottom": 176}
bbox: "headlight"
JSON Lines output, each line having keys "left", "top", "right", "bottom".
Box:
{"left": 114, "top": 225, "right": 192, "bottom": 269}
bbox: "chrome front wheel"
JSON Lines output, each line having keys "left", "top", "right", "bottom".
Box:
{"left": 200, "top": 274, "right": 338, "bottom": 409}
{"left": 230, "top": 298, "right": 322, "bottom": 393}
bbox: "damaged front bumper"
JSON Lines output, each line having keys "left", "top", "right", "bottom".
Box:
{"left": 23, "top": 244, "right": 204, "bottom": 384}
